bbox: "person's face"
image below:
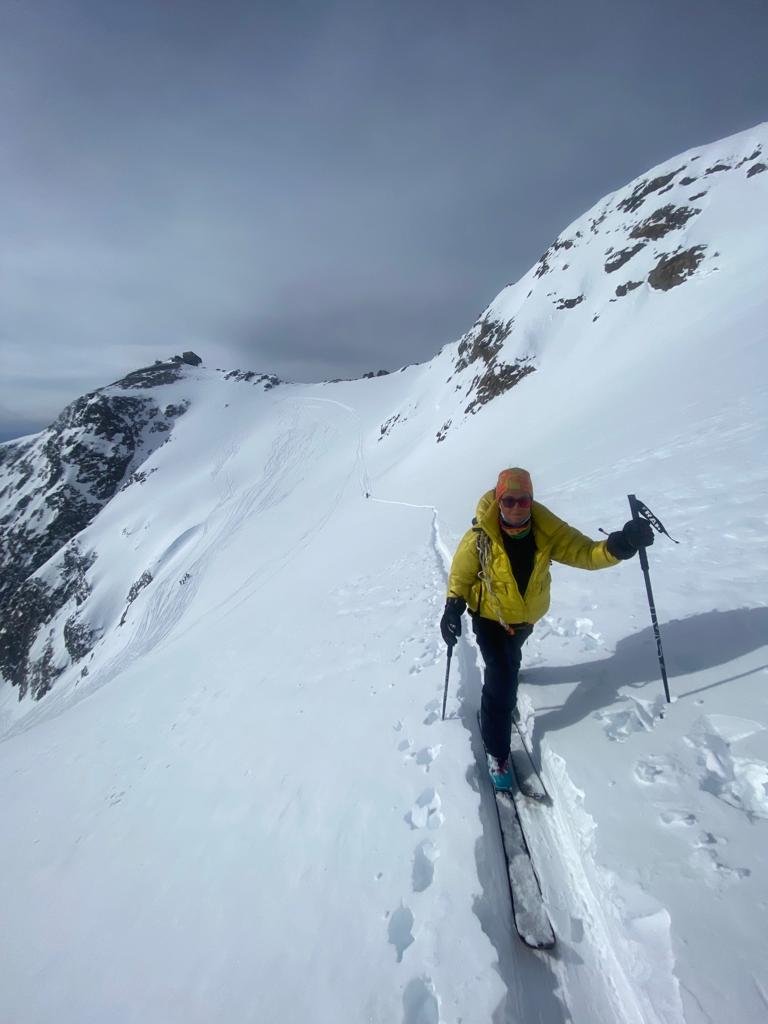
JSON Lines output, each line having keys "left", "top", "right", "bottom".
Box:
{"left": 499, "top": 491, "right": 532, "bottom": 524}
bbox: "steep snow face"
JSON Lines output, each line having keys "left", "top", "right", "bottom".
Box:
{"left": 0, "top": 124, "right": 767, "bottom": 1024}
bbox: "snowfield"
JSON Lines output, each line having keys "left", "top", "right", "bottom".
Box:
{"left": 1, "top": 123, "right": 767, "bottom": 1023}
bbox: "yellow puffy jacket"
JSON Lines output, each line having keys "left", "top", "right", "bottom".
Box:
{"left": 447, "top": 490, "right": 620, "bottom": 626}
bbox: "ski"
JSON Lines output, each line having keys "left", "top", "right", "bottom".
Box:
{"left": 478, "top": 714, "right": 556, "bottom": 950}
{"left": 509, "top": 717, "right": 550, "bottom": 804}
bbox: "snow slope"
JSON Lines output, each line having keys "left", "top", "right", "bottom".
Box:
{"left": 1, "top": 123, "right": 767, "bottom": 1023}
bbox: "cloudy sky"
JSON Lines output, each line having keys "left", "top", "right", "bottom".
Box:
{"left": 1, "top": 0, "right": 767, "bottom": 440}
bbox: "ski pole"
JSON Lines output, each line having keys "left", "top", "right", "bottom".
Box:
{"left": 441, "top": 645, "right": 453, "bottom": 720}
{"left": 628, "top": 493, "right": 676, "bottom": 704}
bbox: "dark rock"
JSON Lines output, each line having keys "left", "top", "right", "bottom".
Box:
{"left": 464, "top": 359, "right": 536, "bottom": 416}
{"left": 589, "top": 210, "right": 608, "bottom": 235}
{"left": 0, "top": 541, "right": 96, "bottom": 698}
{"left": 181, "top": 351, "right": 202, "bottom": 366}
{"left": 454, "top": 318, "right": 513, "bottom": 374}
{"left": 127, "top": 571, "right": 153, "bottom": 605}
{"left": 0, "top": 578, "right": 58, "bottom": 698}
{"left": 120, "top": 570, "right": 153, "bottom": 626}
{"left": 648, "top": 246, "right": 707, "bottom": 291}
{"left": 705, "top": 163, "right": 731, "bottom": 175}
{"left": 680, "top": 176, "right": 698, "bottom": 186}
{"left": 61, "top": 544, "right": 97, "bottom": 606}
{"left": 615, "top": 281, "right": 643, "bottom": 298}
{"left": 224, "top": 369, "right": 281, "bottom": 388}
{"left": 617, "top": 167, "right": 684, "bottom": 213}
{"left": 604, "top": 243, "right": 646, "bottom": 273}
{"left": 164, "top": 401, "right": 190, "bottom": 418}
{"left": 26, "top": 638, "right": 61, "bottom": 701}
{"left": 736, "top": 148, "right": 762, "bottom": 168}
{"left": 436, "top": 420, "right": 451, "bottom": 444}
{"left": 535, "top": 237, "right": 575, "bottom": 277}
{"left": 555, "top": 295, "right": 585, "bottom": 310}
{"left": 378, "top": 413, "right": 401, "bottom": 441}
{"left": 689, "top": 192, "right": 708, "bottom": 201}
{"left": 0, "top": 391, "right": 173, "bottom": 617}
{"left": 747, "top": 162, "right": 766, "bottom": 178}
{"left": 64, "top": 615, "right": 98, "bottom": 663}
{"left": 629, "top": 204, "right": 700, "bottom": 241}
{"left": 111, "top": 363, "right": 184, "bottom": 389}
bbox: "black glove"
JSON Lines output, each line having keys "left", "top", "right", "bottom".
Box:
{"left": 440, "top": 597, "right": 466, "bottom": 647}
{"left": 606, "top": 519, "right": 654, "bottom": 560}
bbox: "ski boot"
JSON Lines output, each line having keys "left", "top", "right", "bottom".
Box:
{"left": 487, "top": 753, "right": 514, "bottom": 791}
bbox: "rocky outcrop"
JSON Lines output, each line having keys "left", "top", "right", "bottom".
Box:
{"left": 617, "top": 167, "right": 685, "bottom": 213}
{"left": 223, "top": 369, "right": 281, "bottom": 388}
{"left": 648, "top": 246, "right": 708, "bottom": 291}
{"left": 0, "top": 366, "right": 193, "bottom": 699}
{"left": 0, "top": 542, "right": 97, "bottom": 699}
{"left": 629, "top": 204, "right": 700, "bottom": 241}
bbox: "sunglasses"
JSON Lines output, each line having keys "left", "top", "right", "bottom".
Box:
{"left": 499, "top": 495, "right": 532, "bottom": 509}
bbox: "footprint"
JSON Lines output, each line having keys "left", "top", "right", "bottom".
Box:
{"left": 634, "top": 755, "right": 682, "bottom": 785}
{"left": 692, "top": 846, "right": 751, "bottom": 883}
{"left": 659, "top": 810, "right": 698, "bottom": 827}
{"left": 388, "top": 904, "right": 415, "bottom": 963}
{"left": 423, "top": 700, "right": 440, "bottom": 726}
{"left": 406, "top": 790, "right": 444, "bottom": 830}
{"left": 685, "top": 715, "right": 768, "bottom": 820}
{"left": 402, "top": 976, "right": 440, "bottom": 1024}
{"left": 694, "top": 830, "right": 722, "bottom": 848}
{"left": 409, "top": 746, "right": 441, "bottom": 771}
{"left": 412, "top": 841, "right": 440, "bottom": 893}
{"left": 596, "top": 695, "right": 666, "bottom": 742}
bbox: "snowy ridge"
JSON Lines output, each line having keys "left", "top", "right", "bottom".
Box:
{"left": 1, "top": 123, "right": 767, "bottom": 1023}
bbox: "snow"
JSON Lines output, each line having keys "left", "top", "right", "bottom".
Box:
{"left": 1, "top": 123, "right": 768, "bottom": 1023}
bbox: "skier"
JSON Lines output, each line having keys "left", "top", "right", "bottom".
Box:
{"left": 440, "top": 467, "right": 653, "bottom": 790}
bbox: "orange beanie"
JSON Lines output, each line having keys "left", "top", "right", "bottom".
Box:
{"left": 495, "top": 467, "right": 533, "bottom": 500}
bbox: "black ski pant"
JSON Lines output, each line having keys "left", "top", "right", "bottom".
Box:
{"left": 472, "top": 614, "right": 533, "bottom": 760}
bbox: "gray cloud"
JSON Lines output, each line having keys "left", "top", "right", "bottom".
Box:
{"left": 2, "top": 0, "right": 767, "bottom": 437}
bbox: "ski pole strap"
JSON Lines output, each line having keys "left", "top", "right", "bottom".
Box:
{"left": 629, "top": 494, "right": 679, "bottom": 544}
